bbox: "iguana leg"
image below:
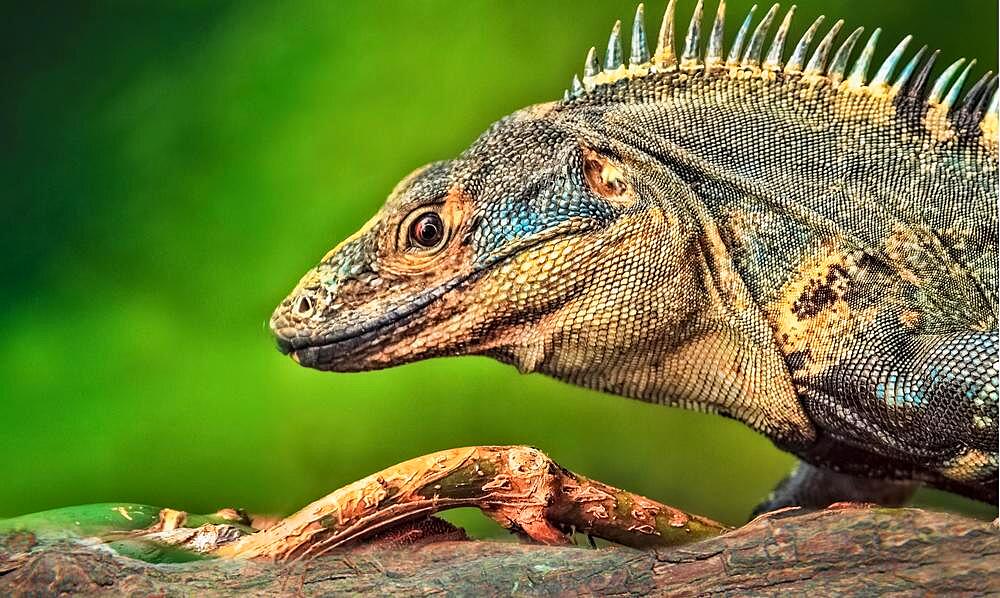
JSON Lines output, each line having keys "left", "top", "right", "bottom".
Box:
{"left": 752, "top": 462, "right": 916, "bottom": 517}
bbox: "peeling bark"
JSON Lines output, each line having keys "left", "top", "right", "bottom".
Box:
{"left": 215, "top": 446, "right": 726, "bottom": 560}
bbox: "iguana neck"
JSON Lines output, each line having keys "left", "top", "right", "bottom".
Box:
{"left": 495, "top": 74, "right": 997, "bottom": 448}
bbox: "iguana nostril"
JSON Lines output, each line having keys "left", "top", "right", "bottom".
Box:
{"left": 294, "top": 295, "right": 314, "bottom": 317}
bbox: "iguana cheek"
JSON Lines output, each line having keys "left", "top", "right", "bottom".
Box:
{"left": 485, "top": 237, "right": 595, "bottom": 311}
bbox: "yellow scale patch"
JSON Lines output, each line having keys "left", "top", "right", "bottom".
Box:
{"left": 938, "top": 448, "right": 997, "bottom": 483}
{"left": 767, "top": 245, "right": 877, "bottom": 374}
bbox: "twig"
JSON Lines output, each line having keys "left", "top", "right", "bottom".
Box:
{"left": 212, "top": 445, "right": 729, "bottom": 560}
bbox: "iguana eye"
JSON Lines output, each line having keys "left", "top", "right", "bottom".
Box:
{"left": 408, "top": 212, "right": 446, "bottom": 249}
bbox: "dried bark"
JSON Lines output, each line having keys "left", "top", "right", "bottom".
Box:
{"left": 216, "top": 446, "right": 727, "bottom": 559}
{"left": 2, "top": 507, "right": 997, "bottom": 596}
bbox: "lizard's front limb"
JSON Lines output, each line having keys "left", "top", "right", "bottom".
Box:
{"left": 799, "top": 330, "right": 999, "bottom": 501}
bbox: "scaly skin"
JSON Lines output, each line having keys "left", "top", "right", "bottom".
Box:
{"left": 270, "top": 3, "right": 999, "bottom": 510}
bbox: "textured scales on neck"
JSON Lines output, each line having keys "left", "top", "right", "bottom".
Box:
{"left": 565, "top": 2, "right": 998, "bottom": 148}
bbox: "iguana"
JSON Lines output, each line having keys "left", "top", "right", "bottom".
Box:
{"left": 270, "top": 1, "right": 999, "bottom": 514}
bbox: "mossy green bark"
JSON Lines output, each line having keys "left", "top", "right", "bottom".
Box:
{"left": 0, "top": 503, "right": 254, "bottom": 563}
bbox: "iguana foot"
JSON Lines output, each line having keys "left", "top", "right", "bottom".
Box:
{"left": 752, "top": 462, "right": 917, "bottom": 518}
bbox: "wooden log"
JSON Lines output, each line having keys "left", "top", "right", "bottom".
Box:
{"left": 2, "top": 507, "right": 997, "bottom": 596}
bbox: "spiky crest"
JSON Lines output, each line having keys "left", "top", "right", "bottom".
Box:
{"left": 704, "top": 0, "right": 726, "bottom": 70}
{"left": 726, "top": 4, "right": 757, "bottom": 67}
{"left": 784, "top": 15, "right": 823, "bottom": 74}
{"left": 741, "top": 3, "right": 779, "bottom": 68}
{"left": 568, "top": 2, "right": 996, "bottom": 135}
{"left": 762, "top": 5, "right": 795, "bottom": 72}
{"left": 827, "top": 27, "right": 863, "bottom": 85}
{"left": 681, "top": 0, "right": 705, "bottom": 68}
{"left": 869, "top": 35, "right": 912, "bottom": 90}
{"left": 843, "top": 28, "right": 879, "bottom": 89}
{"left": 890, "top": 45, "right": 926, "bottom": 96}
{"left": 802, "top": 19, "right": 843, "bottom": 77}
{"left": 630, "top": 4, "right": 650, "bottom": 66}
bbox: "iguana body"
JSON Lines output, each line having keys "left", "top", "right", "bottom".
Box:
{"left": 271, "top": 2, "right": 999, "bottom": 510}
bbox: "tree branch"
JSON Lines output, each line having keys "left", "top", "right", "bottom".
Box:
{"left": 1, "top": 445, "right": 996, "bottom": 595}
{"left": 215, "top": 446, "right": 727, "bottom": 560}
{"left": 3, "top": 508, "right": 996, "bottom": 595}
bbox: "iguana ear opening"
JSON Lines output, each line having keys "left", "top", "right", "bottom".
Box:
{"left": 581, "top": 147, "right": 635, "bottom": 208}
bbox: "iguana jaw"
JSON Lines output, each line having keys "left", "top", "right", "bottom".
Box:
{"left": 275, "top": 268, "right": 478, "bottom": 371}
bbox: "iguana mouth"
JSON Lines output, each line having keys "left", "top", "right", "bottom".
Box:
{"left": 280, "top": 269, "right": 479, "bottom": 371}
{"left": 276, "top": 218, "right": 599, "bottom": 370}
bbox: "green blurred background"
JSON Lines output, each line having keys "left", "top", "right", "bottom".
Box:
{"left": 2, "top": 1, "right": 996, "bottom": 535}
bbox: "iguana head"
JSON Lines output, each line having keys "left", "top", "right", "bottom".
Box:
{"left": 270, "top": 106, "right": 697, "bottom": 375}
